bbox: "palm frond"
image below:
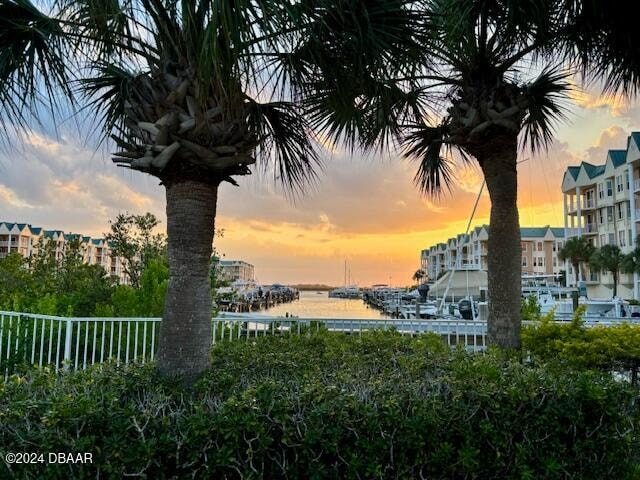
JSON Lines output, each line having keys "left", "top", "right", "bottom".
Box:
{"left": 402, "top": 123, "right": 455, "bottom": 198}
{"left": 560, "top": 0, "right": 640, "bottom": 97}
{"left": 520, "top": 67, "right": 571, "bottom": 153}
{"left": 0, "top": 0, "right": 71, "bottom": 138}
{"left": 78, "top": 62, "right": 144, "bottom": 142}
{"left": 246, "top": 98, "right": 321, "bottom": 194}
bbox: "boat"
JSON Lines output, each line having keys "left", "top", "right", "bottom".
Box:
{"left": 328, "top": 286, "right": 362, "bottom": 299}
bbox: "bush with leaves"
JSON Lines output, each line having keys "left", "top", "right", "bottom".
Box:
{"left": 522, "top": 306, "right": 640, "bottom": 384}
{"left": 1, "top": 330, "right": 638, "bottom": 479}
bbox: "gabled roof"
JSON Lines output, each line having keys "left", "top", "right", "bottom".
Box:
{"left": 550, "top": 228, "right": 565, "bottom": 237}
{"left": 581, "top": 162, "right": 605, "bottom": 179}
{"left": 30, "top": 227, "right": 42, "bottom": 235}
{"left": 567, "top": 166, "right": 580, "bottom": 180}
{"left": 609, "top": 149, "right": 627, "bottom": 167}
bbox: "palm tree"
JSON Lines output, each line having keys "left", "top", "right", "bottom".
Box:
{"left": 0, "top": 1, "right": 316, "bottom": 382}
{"left": 590, "top": 245, "right": 626, "bottom": 298}
{"left": 558, "top": 237, "right": 596, "bottom": 287}
{"left": 1, "top": 0, "right": 420, "bottom": 380}
{"left": 301, "top": 0, "right": 640, "bottom": 349}
{"left": 412, "top": 269, "right": 426, "bottom": 284}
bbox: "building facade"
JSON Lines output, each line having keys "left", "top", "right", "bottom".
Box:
{"left": 218, "top": 260, "right": 255, "bottom": 282}
{"left": 422, "top": 225, "right": 565, "bottom": 281}
{"left": 0, "top": 222, "right": 129, "bottom": 284}
{"left": 562, "top": 132, "right": 640, "bottom": 299}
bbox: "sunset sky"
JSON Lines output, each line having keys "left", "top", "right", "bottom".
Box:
{"left": 1, "top": 83, "right": 639, "bottom": 286}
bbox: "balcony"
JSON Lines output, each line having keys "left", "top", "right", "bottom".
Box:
{"left": 635, "top": 179, "right": 640, "bottom": 192}
{"left": 583, "top": 199, "right": 596, "bottom": 210}
{"left": 584, "top": 223, "right": 598, "bottom": 234}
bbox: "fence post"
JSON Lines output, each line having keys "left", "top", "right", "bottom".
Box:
{"left": 63, "top": 319, "right": 73, "bottom": 370}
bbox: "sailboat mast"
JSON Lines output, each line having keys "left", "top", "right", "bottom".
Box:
{"left": 344, "top": 260, "right": 347, "bottom": 287}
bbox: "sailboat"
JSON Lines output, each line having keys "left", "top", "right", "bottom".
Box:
{"left": 328, "top": 260, "right": 362, "bottom": 298}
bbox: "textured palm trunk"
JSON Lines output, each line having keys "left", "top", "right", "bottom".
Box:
{"left": 613, "top": 270, "right": 618, "bottom": 297}
{"left": 479, "top": 135, "right": 521, "bottom": 349}
{"left": 156, "top": 180, "right": 218, "bottom": 382}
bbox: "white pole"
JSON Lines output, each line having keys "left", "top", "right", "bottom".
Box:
{"left": 439, "top": 179, "right": 485, "bottom": 313}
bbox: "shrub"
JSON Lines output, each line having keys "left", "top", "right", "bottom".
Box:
{"left": 0, "top": 331, "right": 638, "bottom": 479}
{"left": 522, "top": 307, "right": 640, "bottom": 385}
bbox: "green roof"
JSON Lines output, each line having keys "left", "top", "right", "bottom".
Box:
{"left": 567, "top": 166, "right": 580, "bottom": 180}
{"left": 582, "top": 162, "right": 605, "bottom": 179}
{"left": 550, "top": 228, "right": 565, "bottom": 237}
{"left": 519, "top": 227, "right": 549, "bottom": 238}
{"left": 609, "top": 149, "right": 627, "bottom": 167}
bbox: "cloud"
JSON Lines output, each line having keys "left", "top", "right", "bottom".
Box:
{"left": 584, "top": 125, "right": 628, "bottom": 164}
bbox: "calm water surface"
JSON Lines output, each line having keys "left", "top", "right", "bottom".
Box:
{"left": 263, "top": 291, "right": 390, "bottom": 319}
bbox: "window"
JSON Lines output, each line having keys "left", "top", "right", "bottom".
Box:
{"left": 553, "top": 257, "right": 557, "bottom": 267}
{"left": 557, "top": 241, "right": 563, "bottom": 250}
{"left": 618, "top": 203, "right": 624, "bottom": 220}
{"left": 619, "top": 230, "right": 626, "bottom": 247}
{"left": 536, "top": 241, "right": 543, "bottom": 252}
{"left": 533, "top": 256, "right": 545, "bottom": 267}
{"left": 617, "top": 175, "right": 624, "bottom": 193}
{"left": 609, "top": 233, "right": 615, "bottom": 245}
{"left": 628, "top": 202, "right": 632, "bottom": 219}
{"left": 607, "top": 179, "right": 613, "bottom": 197}
{"left": 629, "top": 230, "right": 633, "bottom": 247}
{"left": 626, "top": 171, "right": 630, "bottom": 190}
{"left": 599, "top": 209, "right": 604, "bottom": 224}
{"left": 522, "top": 257, "right": 527, "bottom": 267}
{"left": 598, "top": 183, "right": 604, "bottom": 199}
{"left": 600, "top": 234, "right": 606, "bottom": 245}
{"left": 521, "top": 243, "right": 527, "bottom": 252}
{"left": 607, "top": 206, "right": 614, "bottom": 222}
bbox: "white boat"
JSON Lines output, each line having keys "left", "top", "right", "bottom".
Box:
{"left": 532, "top": 290, "right": 630, "bottom": 318}
{"left": 328, "top": 286, "right": 362, "bottom": 299}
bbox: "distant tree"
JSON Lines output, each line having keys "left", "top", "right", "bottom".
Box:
{"left": 559, "top": 238, "right": 595, "bottom": 286}
{"left": 0, "top": 253, "right": 33, "bottom": 311}
{"left": 412, "top": 269, "right": 426, "bottom": 284}
{"left": 590, "top": 245, "right": 626, "bottom": 298}
{"left": 105, "top": 212, "right": 166, "bottom": 288}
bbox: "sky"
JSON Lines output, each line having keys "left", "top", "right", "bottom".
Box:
{"left": 1, "top": 84, "right": 639, "bottom": 286}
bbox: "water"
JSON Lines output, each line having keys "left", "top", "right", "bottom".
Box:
{"left": 263, "top": 291, "right": 390, "bottom": 319}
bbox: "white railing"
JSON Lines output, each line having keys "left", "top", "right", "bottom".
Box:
{"left": 0, "top": 311, "right": 161, "bottom": 379}
{"left": 2, "top": 310, "right": 639, "bottom": 378}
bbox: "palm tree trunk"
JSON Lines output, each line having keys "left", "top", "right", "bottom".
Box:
{"left": 613, "top": 270, "right": 618, "bottom": 297}
{"left": 479, "top": 136, "right": 521, "bottom": 349}
{"left": 156, "top": 180, "right": 219, "bottom": 382}
{"left": 574, "top": 262, "right": 581, "bottom": 286}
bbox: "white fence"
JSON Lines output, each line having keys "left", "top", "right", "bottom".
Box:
{"left": 1, "top": 310, "right": 638, "bottom": 378}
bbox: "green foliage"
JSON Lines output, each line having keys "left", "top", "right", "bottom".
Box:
{"left": 104, "top": 212, "right": 166, "bottom": 289}
{"left": 590, "top": 244, "right": 625, "bottom": 296}
{"left": 1, "top": 331, "right": 638, "bottom": 479}
{"left": 559, "top": 237, "right": 596, "bottom": 285}
{"left": 522, "top": 306, "right": 640, "bottom": 384}
{"left": 0, "top": 241, "right": 113, "bottom": 317}
{"left": 521, "top": 295, "right": 541, "bottom": 321}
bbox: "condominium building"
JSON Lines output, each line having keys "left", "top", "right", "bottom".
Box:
{"left": 421, "top": 225, "right": 565, "bottom": 281}
{"left": 0, "top": 222, "right": 129, "bottom": 284}
{"left": 218, "top": 260, "right": 255, "bottom": 282}
{"left": 562, "top": 132, "right": 640, "bottom": 299}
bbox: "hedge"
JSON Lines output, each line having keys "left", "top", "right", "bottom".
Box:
{"left": 522, "top": 306, "right": 640, "bottom": 385}
{"left": 0, "top": 330, "right": 638, "bottom": 479}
